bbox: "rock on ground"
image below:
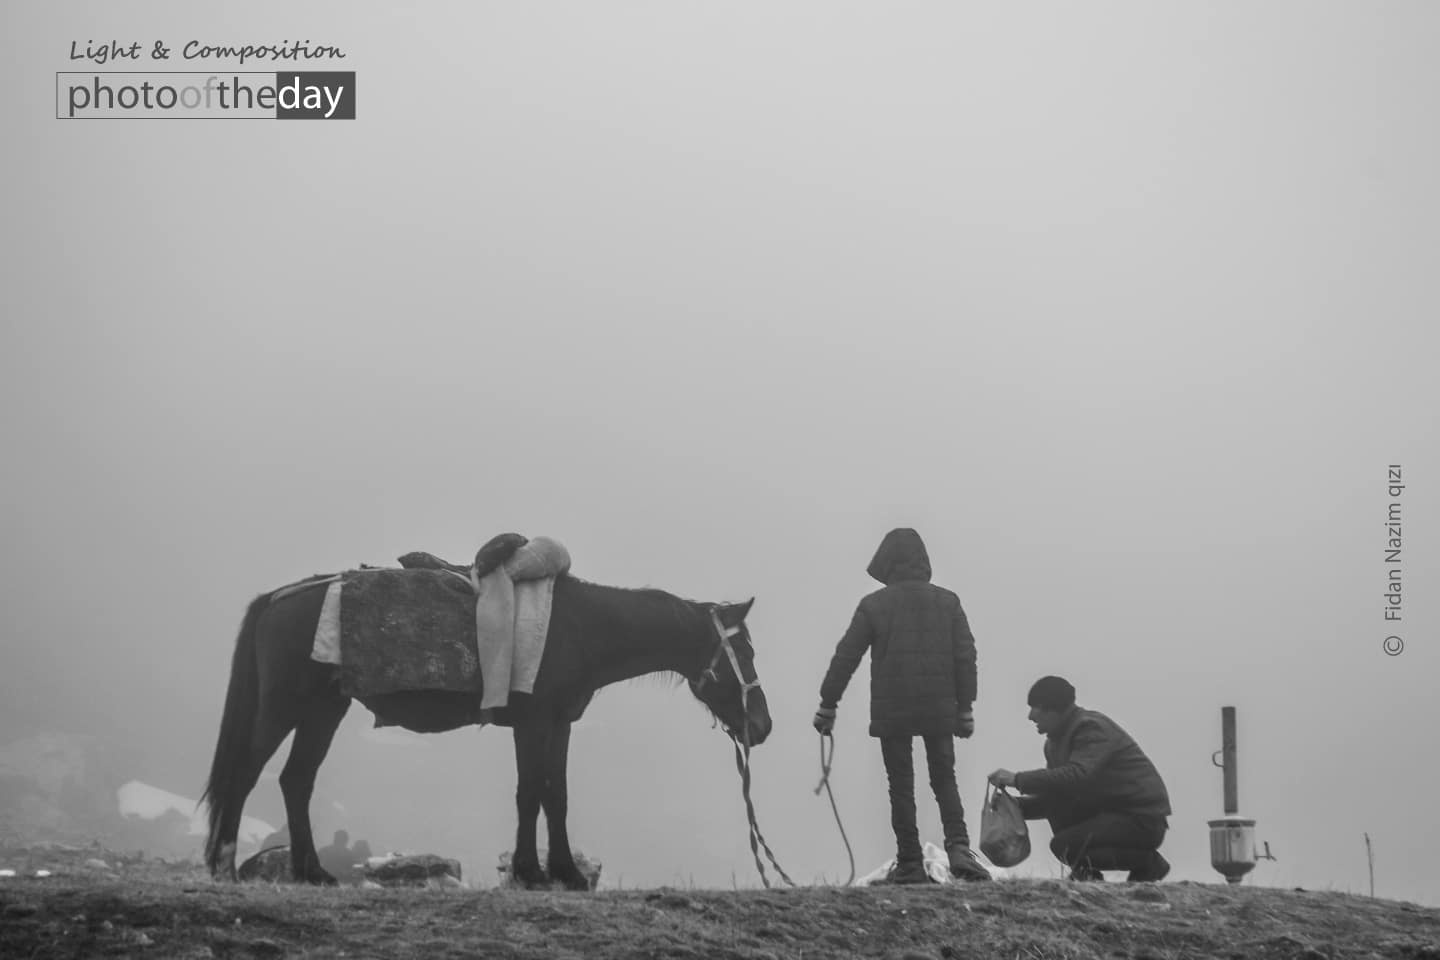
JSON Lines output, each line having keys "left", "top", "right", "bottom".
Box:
{"left": 362, "top": 854, "right": 463, "bottom": 888}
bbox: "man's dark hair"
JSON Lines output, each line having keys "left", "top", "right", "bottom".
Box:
{"left": 1027, "top": 675, "right": 1076, "bottom": 711}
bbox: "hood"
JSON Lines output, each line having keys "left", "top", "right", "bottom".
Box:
{"left": 866, "top": 528, "right": 932, "bottom": 585}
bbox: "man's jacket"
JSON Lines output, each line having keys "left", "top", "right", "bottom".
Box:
{"left": 1015, "top": 706, "right": 1171, "bottom": 819}
{"left": 818, "top": 528, "right": 977, "bottom": 738}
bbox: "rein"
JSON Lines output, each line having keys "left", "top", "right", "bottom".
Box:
{"left": 731, "top": 732, "right": 794, "bottom": 889}
{"left": 699, "top": 610, "right": 795, "bottom": 890}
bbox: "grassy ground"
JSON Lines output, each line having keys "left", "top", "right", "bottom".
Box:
{"left": 2, "top": 844, "right": 1437, "bottom": 960}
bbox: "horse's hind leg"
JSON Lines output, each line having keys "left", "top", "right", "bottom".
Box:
{"left": 280, "top": 690, "right": 351, "bottom": 885}
{"left": 541, "top": 722, "right": 589, "bottom": 891}
{"left": 215, "top": 701, "right": 299, "bottom": 881}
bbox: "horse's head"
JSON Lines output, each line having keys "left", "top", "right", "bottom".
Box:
{"left": 689, "top": 598, "right": 771, "bottom": 746}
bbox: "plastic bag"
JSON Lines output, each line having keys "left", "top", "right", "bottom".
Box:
{"left": 979, "top": 784, "right": 1031, "bottom": 867}
{"left": 853, "top": 841, "right": 954, "bottom": 886}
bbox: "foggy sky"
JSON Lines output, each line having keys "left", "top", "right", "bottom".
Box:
{"left": 2, "top": 2, "right": 1437, "bottom": 904}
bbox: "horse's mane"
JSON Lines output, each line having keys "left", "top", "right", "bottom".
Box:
{"left": 559, "top": 574, "right": 706, "bottom": 690}
{"left": 559, "top": 573, "right": 711, "bottom": 620}
{"left": 558, "top": 572, "right": 700, "bottom": 599}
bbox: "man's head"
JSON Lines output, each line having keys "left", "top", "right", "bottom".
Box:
{"left": 1026, "top": 675, "right": 1076, "bottom": 736}
{"left": 333, "top": 829, "right": 349, "bottom": 847}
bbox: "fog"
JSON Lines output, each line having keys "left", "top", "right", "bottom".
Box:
{"left": 2, "top": 1, "right": 1436, "bottom": 904}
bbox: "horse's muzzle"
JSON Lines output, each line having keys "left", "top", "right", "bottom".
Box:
{"left": 742, "top": 691, "right": 772, "bottom": 746}
{"left": 746, "top": 716, "right": 772, "bottom": 746}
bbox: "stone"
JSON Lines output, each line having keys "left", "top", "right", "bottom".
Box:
{"left": 237, "top": 846, "right": 291, "bottom": 883}
{"left": 362, "top": 854, "right": 463, "bottom": 888}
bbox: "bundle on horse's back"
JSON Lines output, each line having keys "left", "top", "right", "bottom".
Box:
{"left": 397, "top": 531, "right": 528, "bottom": 579}
{"left": 334, "top": 568, "right": 481, "bottom": 696}
{"left": 311, "top": 534, "right": 569, "bottom": 730}
{"left": 396, "top": 552, "right": 471, "bottom": 575}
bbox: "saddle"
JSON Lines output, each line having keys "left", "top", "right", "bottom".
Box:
{"left": 397, "top": 532, "right": 529, "bottom": 584}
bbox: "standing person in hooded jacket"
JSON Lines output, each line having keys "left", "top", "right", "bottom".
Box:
{"left": 813, "top": 528, "right": 991, "bottom": 883}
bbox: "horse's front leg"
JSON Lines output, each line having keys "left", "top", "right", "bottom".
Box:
{"left": 510, "top": 722, "right": 547, "bottom": 888}
{"left": 541, "top": 721, "right": 590, "bottom": 891}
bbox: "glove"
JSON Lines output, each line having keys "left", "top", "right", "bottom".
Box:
{"left": 955, "top": 708, "right": 975, "bottom": 739}
{"left": 813, "top": 705, "right": 837, "bottom": 735}
{"left": 988, "top": 768, "right": 1017, "bottom": 788}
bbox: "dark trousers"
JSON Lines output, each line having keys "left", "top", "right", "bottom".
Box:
{"left": 880, "top": 735, "right": 969, "bottom": 864}
{"left": 1048, "top": 808, "right": 1167, "bottom": 873}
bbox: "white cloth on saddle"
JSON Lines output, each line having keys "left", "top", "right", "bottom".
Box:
{"left": 476, "top": 536, "right": 571, "bottom": 710}
{"left": 312, "top": 580, "right": 344, "bottom": 665}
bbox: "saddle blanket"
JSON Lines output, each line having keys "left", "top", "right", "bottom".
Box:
{"left": 309, "top": 536, "right": 570, "bottom": 709}
{"left": 311, "top": 569, "right": 481, "bottom": 697}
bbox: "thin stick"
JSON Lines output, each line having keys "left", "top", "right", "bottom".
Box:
{"left": 1364, "top": 833, "right": 1374, "bottom": 898}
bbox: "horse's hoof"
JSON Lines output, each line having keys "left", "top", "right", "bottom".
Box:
{"left": 549, "top": 865, "right": 591, "bottom": 891}
{"left": 512, "top": 865, "right": 548, "bottom": 889}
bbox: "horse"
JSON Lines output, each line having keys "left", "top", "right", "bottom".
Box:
{"left": 200, "top": 570, "right": 772, "bottom": 890}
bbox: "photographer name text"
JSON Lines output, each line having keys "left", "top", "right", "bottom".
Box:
{"left": 1381, "top": 464, "right": 1405, "bottom": 657}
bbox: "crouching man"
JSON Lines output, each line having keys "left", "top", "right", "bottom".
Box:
{"left": 987, "top": 676, "right": 1171, "bottom": 882}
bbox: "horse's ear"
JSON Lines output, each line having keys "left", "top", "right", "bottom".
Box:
{"left": 721, "top": 597, "right": 755, "bottom": 625}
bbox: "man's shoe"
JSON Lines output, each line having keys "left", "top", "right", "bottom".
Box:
{"left": 1127, "top": 852, "right": 1170, "bottom": 883}
{"left": 947, "top": 846, "right": 992, "bottom": 882}
{"left": 1067, "top": 864, "right": 1104, "bottom": 882}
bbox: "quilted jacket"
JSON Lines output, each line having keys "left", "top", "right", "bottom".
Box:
{"left": 818, "top": 528, "right": 978, "bottom": 737}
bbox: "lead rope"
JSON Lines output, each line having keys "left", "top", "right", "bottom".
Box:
{"left": 813, "top": 732, "right": 856, "bottom": 886}
{"left": 708, "top": 610, "right": 795, "bottom": 889}
{"left": 732, "top": 716, "right": 795, "bottom": 889}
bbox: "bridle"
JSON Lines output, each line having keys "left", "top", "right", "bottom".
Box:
{"left": 689, "top": 608, "right": 763, "bottom": 730}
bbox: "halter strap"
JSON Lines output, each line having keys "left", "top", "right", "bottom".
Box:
{"left": 694, "top": 608, "right": 762, "bottom": 697}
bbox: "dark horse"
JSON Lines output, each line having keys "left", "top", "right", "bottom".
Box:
{"left": 201, "top": 571, "right": 771, "bottom": 890}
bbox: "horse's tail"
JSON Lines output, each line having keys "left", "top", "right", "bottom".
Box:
{"left": 201, "top": 592, "right": 269, "bottom": 872}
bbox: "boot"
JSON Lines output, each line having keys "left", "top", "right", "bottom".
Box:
{"left": 1126, "top": 851, "right": 1170, "bottom": 883}
{"left": 947, "top": 845, "right": 992, "bottom": 882}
